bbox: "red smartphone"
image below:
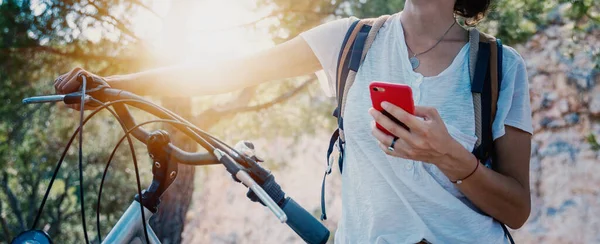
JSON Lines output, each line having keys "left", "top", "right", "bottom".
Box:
{"left": 369, "top": 81, "right": 415, "bottom": 136}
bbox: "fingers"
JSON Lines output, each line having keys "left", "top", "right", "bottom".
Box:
{"left": 67, "top": 104, "right": 80, "bottom": 111}
{"left": 67, "top": 103, "right": 96, "bottom": 111}
{"left": 369, "top": 108, "right": 415, "bottom": 141}
{"left": 413, "top": 106, "right": 441, "bottom": 121}
{"left": 371, "top": 120, "right": 396, "bottom": 145}
{"left": 380, "top": 102, "right": 426, "bottom": 133}
{"left": 59, "top": 69, "right": 84, "bottom": 93}
{"left": 57, "top": 67, "right": 78, "bottom": 93}
{"left": 55, "top": 67, "right": 89, "bottom": 94}
{"left": 377, "top": 140, "right": 410, "bottom": 159}
{"left": 370, "top": 120, "right": 421, "bottom": 154}
{"left": 53, "top": 74, "right": 66, "bottom": 91}
{"left": 60, "top": 76, "right": 83, "bottom": 94}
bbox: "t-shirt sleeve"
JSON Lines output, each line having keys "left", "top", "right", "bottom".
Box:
{"left": 492, "top": 46, "right": 534, "bottom": 140}
{"left": 299, "top": 17, "right": 357, "bottom": 97}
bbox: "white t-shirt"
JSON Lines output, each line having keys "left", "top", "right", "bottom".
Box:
{"left": 300, "top": 13, "right": 533, "bottom": 244}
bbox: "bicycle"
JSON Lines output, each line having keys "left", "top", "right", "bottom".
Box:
{"left": 10, "top": 75, "right": 330, "bottom": 244}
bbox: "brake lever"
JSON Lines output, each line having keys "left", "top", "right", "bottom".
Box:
{"left": 214, "top": 149, "right": 287, "bottom": 223}
{"left": 234, "top": 141, "right": 272, "bottom": 185}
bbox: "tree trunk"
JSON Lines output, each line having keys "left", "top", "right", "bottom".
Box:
{"left": 148, "top": 1, "right": 197, "bottom": 243}
{"left": 149, "top": 97, "right": 196, "bottom": 244}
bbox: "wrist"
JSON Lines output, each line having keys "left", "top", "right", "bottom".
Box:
{"left": 104, "top": 75, "right": 117, "bottom": 85}
{"left": 450, "top": 157, "right": 479, "bottom": 184}
{"left": 438, "top": 139, "right": 476, "bottom": 180}
{"left": 105, "top": 74, "right": 132, "bottom": 89}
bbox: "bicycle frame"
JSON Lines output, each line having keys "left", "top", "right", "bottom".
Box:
{"left": 103, "top": 201, "right": 161, "bottom": 244}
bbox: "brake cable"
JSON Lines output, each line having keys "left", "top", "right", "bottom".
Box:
{"left": 30, "top": 97, "right": 150, "bottom": 243}
{"left": 87, "top": 99, "right": 146, "bottom": 244}
{"left": 82, "top": 97, "right": 225, "bottom": 243}
{"left": 78, "top": 76, "right": 90, "bottom": 244}
{"left": 97, "top": 118, "right": 205, "bottom": 235}
{"left": 31, "top": 93, "right": 262, "bottom": 243}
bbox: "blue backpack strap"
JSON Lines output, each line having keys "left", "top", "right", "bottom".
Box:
{"left": 321, "top": 20, "right": 360, "bottom": 220}
{"left": 473, "top": 36, "right": 514, "bottom": 244}
{"left": 322, "top": 19, "right": 370, "bottom": 221}
{"left": 336, "top": 24, "right": 372, "bottom": 173}
{"left": 497, "top": 39, "right": 503, "bottom": 94}
{"left": 322, "top": 16, "right": 389, "bottom": 221}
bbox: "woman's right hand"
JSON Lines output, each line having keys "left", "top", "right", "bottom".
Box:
{"left": 53, "top": 67, "right": 109, "bottom": 95}
{"left": 53, "top": 67, "right": 110, "bottom": 110}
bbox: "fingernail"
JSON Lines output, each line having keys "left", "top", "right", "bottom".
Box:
{"left": 369, "top": 109, "right": 376, "bottom": 117}
{"left": 381, "top": 102, "right": 390, "bottom": 109}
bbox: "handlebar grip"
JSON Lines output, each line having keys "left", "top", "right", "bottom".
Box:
{"left": 63, "top": 93, "right": 82, "bottom": 104}
{"left": 281, "top": 197, "right": 330, "bottom": 244}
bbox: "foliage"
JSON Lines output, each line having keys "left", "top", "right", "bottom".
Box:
{"left": 587, "top": 133, "right": 600, "bottom": 151}
{"left": 257, "top": 0, "right": 600, "bottom": 46}
{"left": 0, "top": 0, "right": 153, "bottom": 242}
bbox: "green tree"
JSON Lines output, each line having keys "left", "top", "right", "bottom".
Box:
{"left": 256, "top": 0, "right": 600, "bottom": 45}
{"left": 0, "top": 0, "right": 162, "bottom": 242}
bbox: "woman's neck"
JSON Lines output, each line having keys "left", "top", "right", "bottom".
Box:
{"left": 400, "top": 0, "right": 465, "bottom": 42}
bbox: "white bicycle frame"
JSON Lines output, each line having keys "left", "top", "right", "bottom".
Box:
{"left": 102, "top": 201, "right": 161, "bottom": 244}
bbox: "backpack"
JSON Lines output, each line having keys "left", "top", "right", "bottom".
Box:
{"left": 321, "top": 15, "right": 515, "bottom": 243}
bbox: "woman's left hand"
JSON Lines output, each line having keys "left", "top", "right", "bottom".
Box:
{"left": 369, "top": 101, "right": 458, "bottom": 166}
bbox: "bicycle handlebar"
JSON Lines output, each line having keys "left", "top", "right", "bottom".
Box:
{"left": 97, "top": 88, "right": 222, "bottom": 166}
{"left": 22, "top": 86, "right": 330, "bottom": 244}
{"left": 23, "top": 89, "right": 222, "bottom": 165}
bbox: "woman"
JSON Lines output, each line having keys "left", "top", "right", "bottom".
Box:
{"left": 54, "top": 0, "right": 533, "bottom": 243}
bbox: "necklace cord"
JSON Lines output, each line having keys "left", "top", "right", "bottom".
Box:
{"left": 406, "top": 20, "right": 457, "bottom": 57}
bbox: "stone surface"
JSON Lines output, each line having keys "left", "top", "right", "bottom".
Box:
{"left": 590, "top": 86, "right": 600, "bottom": 115}
{"left": 513, "top": 22, "right": 600, "bottom": 244}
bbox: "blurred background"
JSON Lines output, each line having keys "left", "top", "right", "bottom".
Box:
{"left": 0, "top": 0, "right": 599, "bottom": 243}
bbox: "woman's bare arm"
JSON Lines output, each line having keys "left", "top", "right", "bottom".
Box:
{"left": 56, "top": 36, "right": 322, "bottom": 97}
{"left": 453, "top": 126, "right": 532, "bottom": 229}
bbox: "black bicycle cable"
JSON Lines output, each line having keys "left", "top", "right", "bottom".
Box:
{"left": 31, "top": 95, "right": 247, "bottom": 242}
{"left": 78, "top": 75, "right": 90, "bottom": 244}
{"left": 31, "top": 99, "right": 145, "bottom": 242}
{"left": 86, "top": 98, "right": 145, "bottom": 244}
{"left": 107, "top": 92, "right": 242, "bottom": 156}
{"left": 96, "top": 118, "right": 214, "bottom": 242}
{"left": 93, "top": 97, "right": 238, "bottom": 156}
{"left": 81, "top": 97, "right": 224, "bottom": 243}
{"left": 76, "top": 98, "right": 219, "bottom": 243}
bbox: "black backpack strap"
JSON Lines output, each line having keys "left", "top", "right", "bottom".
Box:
{"left": 471, "top": 41, "right": 493, "bottom": 162}
{"left": 501, "top": 222, "right": 515, "bottom": 244}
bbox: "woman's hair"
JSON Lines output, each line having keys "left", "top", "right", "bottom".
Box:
{"left": 454, "top": 0, "right": 492, "bottom": 26}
